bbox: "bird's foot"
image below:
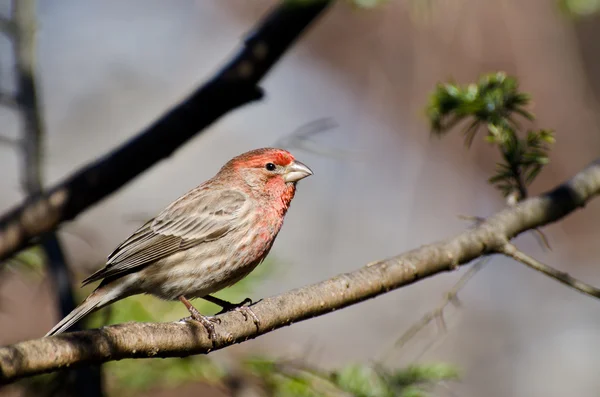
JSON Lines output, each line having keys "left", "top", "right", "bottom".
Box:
{"left": 181, "top": 311, "right": 221, "bottom": 340}
{"left": 214, "top": 298, "right": 260, "bottom": 329}
{"left": 179, "top": 295, "right": 220, "bottom": 340}
{"left": 235, "top": 306, "right": 260, "bottom": 329}
{"left": 214, "top": 297, "right": 252, "bottom": 314}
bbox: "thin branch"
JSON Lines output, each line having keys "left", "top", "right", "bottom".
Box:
{"left": 532, "top": 228, "right": 551, "bottom": 251}
{"left": 12, "top": 0, "right": 104, "bottom": 394}
{"left": 508, "top": 155, "right": 528, "bottom": 202}
{"left": 1, "top": 158, "right": 599, "bottom": 383}
{"left": 14, "top": 0, "right": 44, "bottom": 195}
{"left": 384, "top": 257, "right": 488, "bottom": 357}
{"left": 500, "top": 243, "right": 600, "bottom": 298}
{"left": 0, "top": 1, "right": 331, "bottom": 262}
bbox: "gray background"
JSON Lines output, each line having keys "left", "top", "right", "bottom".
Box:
{"left": 1, "top": 1, "right": 600, "bottom": 396}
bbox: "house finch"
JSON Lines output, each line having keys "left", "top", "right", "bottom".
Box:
{"left": 45, "top": 148, "right": 312, "bottom": 338}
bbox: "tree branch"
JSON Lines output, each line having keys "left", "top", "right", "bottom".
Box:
{"left": 12, "top": 0, "right": 104, "bottom": 394}
{"left": 500, "top": 243, "right": 600, "bottom": 298}
{"left": 0, "top": 1, "right": 331, "bottom": 261}
{"left": 14, "top": 0, "right": 44, "bottom": 196}
{"left": 1, "top": 158, "right": 599, "bottom": 383}
{"left": 13, "top": 0, "right": 78, "bottom": 318}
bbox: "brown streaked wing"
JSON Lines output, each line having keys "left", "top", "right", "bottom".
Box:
{"left": 81, "top": 189, "right": 250, "bottom": 285}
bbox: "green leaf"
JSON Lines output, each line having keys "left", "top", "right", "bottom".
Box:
{"left": 525, "top": 165, "right": 543, "bottom": 185}
{"left": 559, "top": 0, "right": 600, "bottom": 17}
{"left": 352, "top": 0, "right": 388, "bottom": 8}
{"left": 334, "top": 364, "right": 391, "bottom": 397}
{"left": 426, "top": 71, "right": 536, "bottom": 150}
{"left": 105, "top": 356, "right": 223, "bottom": 395}
{"left": 400, "top": 385, "right": 429, "bottom": 397}
{"left": 392, "top": 363, "right": 460, "bottom": 387}
{"left": 245, "top": 356, "right": 278, "bottom": 376}
{"left": 463, "top": 119, "right": 481, "bottom": 147}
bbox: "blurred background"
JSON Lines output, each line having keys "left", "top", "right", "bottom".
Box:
{"left": 1, "top": 0, "right": 600, "bottom": 396}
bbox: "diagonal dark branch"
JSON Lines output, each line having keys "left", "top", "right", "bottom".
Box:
{"left": 12, "top": 0, "right": 104, "bottom": 395}
{"left": 1, "top": 158, "right": 599, "bottom": 383}
{"left": 0, "top": 0, "right": 331, "bottom": 262}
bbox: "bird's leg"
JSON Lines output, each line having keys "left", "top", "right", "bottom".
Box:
{"left": 202, "top": 295, "right": 260, "bottom": 328}
{"left": 179, "top": 295, "right": 220, "bottom": 339}
{"left": 202, "top": 294, "right": 252, "bottom": 312}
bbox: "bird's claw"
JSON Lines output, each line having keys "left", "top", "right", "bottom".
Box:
{"left": 208, "top": 316, "right": 222, "bottom": 325}
{"left": 182, "top": 314, "right": 221, "bottom": 340}
{"left": 215, "top": 298, "right": 260, "bottom": 329}
{"left": 236, "top": 306, "right": 261, "bottom": 329}
{"left": 215, "top": 297, "right": 252, "bottom": 315}
{"left": 181, "top": 304, "right": 221, "bottom": 340}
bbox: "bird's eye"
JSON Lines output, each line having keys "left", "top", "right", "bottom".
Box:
{"left": 265, "top": 162, "right": 276, "bottom": 171}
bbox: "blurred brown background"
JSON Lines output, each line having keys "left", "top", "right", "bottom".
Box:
{"left": 1, "top": 0, "right": 600, "bottom": 396}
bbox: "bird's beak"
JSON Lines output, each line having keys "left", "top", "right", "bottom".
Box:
{"left": 283, "top": 160, "right": 313, "bottom": 183}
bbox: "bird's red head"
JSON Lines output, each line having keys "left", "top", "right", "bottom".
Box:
{"left": 230, "top": 148, "right": 296, "bottom": 170}
{"left": 220, "top": 148, "right": 313, "bottom": 209}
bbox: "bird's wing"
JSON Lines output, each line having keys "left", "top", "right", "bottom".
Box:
{"left": 82, "top": 188, "right": 250, "bottom": 285}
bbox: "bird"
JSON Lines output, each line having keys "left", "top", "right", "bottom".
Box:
{"left": 45, "top": 148, "right": 313, "bottom": 338}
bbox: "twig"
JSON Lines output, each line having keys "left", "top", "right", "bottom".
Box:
{"left": 0, "top": 158, "right": 599, "bottom": 382}
{"left": 532, "top": 228, "right": 551, "bottom": 251}
{"left": 0, "top": 1, "right": 331, "bottom": 262}
{"left": 380, "top": 257, "right": 488, "bottom": 362}
{"left": 500, "top": 243, "right": 600, "bottom": 298}
{"left": 14, "top": 0, "right": 44, "bottom": 195}
{"left": 508, "top": 154, "right": 529, "bottom": 202}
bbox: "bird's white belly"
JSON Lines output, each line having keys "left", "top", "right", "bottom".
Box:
{"left": 136, "top": 245, "right": 261, "bottom": 300}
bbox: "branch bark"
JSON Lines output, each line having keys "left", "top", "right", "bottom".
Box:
{"left": 1, "top": 158, "right": 599, "bottom": 384}
{"left": 0, "top": 1, "right": 331, "bottom": 261}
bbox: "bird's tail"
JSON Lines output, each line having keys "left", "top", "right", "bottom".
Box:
{"left": 45, "top": 286, "right": 121, "bottom": 337}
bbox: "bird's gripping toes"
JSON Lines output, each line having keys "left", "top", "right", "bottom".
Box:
{"left": 45, "top": 148, "right": 313, "bottom": 339}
